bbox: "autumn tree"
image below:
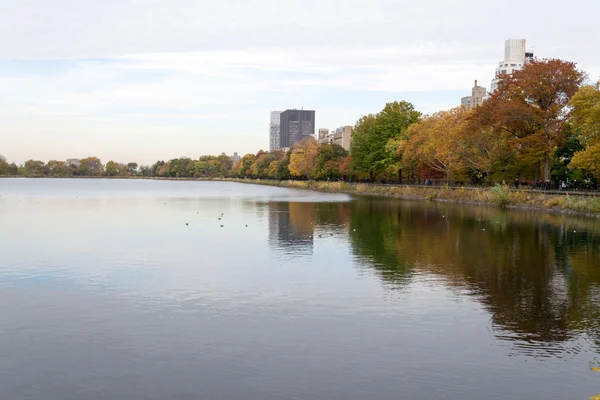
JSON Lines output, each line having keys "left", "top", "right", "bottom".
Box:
{"left": 288, "top": 137, "right": 319, "bottom": 179}
{"left": 79, "top": 157, "right": 104, "bottom": 176}
{"left": 248, "top": 151, "right": 283, "bottom": 178}
{"left": 0, "top": 159, "right": 10, "bottom": 175}
{"left": 0, "top": 155, "right": 10, "bottom": 175}
{"left": 455, "top": 108, "right": 516, "bottom": 182}
{"left": 570, "top": 81, "right": 600, "bottom": 141}
{"left": 0, "top": 155, "right": 16, "bottom": 176}
{"left": 105, "top": 160, "right": 124, "bottom": 176}
{"left": 65, "top": 159, "right": 81, "bottom": 175}
{"left": 401, "top": 108, "right": 466, "bottom": 181}
{"left": 233, "top": 154, "right": 256, "bottom": 177}
{"left": 152, "top": 160, "right": 165, "bottom": 176}
{"left": 46, "top": 160, "right": 70, "bottom": 176}
{"left": 339, "top": 156, "right": 356, "bottom": 180}
{"left": 189, "top": 156, "right": 221, "bottom": 177}
{"left": 23, "top": 160, "right": 47, "bottom": 176}
{"left": 161, "top": 157, "right": 194, "bottom": 177}
{"left": 479, "top": 59, "right": 586, "bottom": 180}
{"left": 350, "top": 101, "right": 420, "bottom": 181}
{"left": 569, "top": 81, "right": 600, "bottom": 179}
{"left": 216, "top": 154, "right": 234, "bottom": 176}
{"left": 156, "top": 162, "right": 170, "bottom": 177}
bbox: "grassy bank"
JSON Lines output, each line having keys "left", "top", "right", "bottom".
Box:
{"left": 230, "top": 179, "right": 600, "bottom": 217}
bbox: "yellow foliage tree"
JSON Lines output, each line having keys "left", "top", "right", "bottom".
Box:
{"left": 570, "top": 142, "right": 600, "bottom": 179}
{"left": 570, "top": 81, "right": 600, "bottom": 142}
{"left": 288, "top": 137, "right": 319, "bottom": 179}
{"left": 569, "top": 81, "right": 600, "bottom": 179}
{"left": 402, "top": 107, "right": 467, "bottom": 181}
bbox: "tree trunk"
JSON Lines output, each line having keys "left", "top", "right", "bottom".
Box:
{"left": 370, "top": 171, "right": 375, "bottom": 182}
{"left": 544, "top": 156, "right": 550, "bottom": 181}
{"left": 398, "top": 168, "right": 402, "bottom": 184}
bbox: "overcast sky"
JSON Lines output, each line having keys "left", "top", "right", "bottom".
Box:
{"left": 1, "top": 0, "right": 599, "bottom": 164}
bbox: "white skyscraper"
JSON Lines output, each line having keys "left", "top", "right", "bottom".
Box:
{"left": 490, "top": 39, "right": 534, "bottom": 92}
{"left": 269, "top": 111, "right": 282, "bottom": 151}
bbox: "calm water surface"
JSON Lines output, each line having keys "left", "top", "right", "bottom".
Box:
{"left": 1, "top": 179, "right": 599, "bottom": 399}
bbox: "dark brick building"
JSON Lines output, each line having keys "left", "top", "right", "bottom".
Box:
{"left": 279, "top": 109, "right": 315, "bottom": 148}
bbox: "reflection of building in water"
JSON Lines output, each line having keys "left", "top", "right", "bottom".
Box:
{"left": 268, "top": 202, "right": 315, "bottom": 254}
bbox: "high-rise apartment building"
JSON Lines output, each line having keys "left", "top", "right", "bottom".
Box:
{"left": 279, "top": 109, "right": 315, "bottom": 149}
{"left": 316, "top": 126, "right": 353, "bottom": 149}
{"left": 331, "top": 126, "right": 353, "bottom": 150}
{"left": 231, "top": 152, "right": 240, "bottom": 166}
{"left": 490, "top": 39, "right": 534, "bottom": 92}
{"left": 318, "top": 128, "right": 330, "bottom": 145}
{"left": 461, "top": 80, "right": 488, "bottom": 109}
{"left": 269, "top": 111, "right": 282, "bottom": 151}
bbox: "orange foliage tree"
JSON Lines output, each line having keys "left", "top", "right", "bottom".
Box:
{"left": 477, "top": 59, "right": 586, "bottom": 180}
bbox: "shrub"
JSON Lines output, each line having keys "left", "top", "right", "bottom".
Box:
{"left": 491, "top": 183, "right": 511, "bottom": 208}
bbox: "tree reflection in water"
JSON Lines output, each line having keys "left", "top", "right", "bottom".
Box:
{"left": 267, "top": 196, "right": 600, "bottom": 358}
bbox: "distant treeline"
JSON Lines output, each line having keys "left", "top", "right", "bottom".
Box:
{"left": 2, "top": 59, "right": 599, "bottom": 188}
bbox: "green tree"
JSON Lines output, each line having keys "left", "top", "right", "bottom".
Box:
{"left": 275, "top": 152, "right": 291, "bottom": 180}
{"left": 127, "top": 162, "right": 138, "bottom": 175}
{"left": 550, "top": 130, "right": 585, "bottom": 183}
{"left": 139, "top": 165, "right": 152, "bottom": 176}
{"left": 314, "top": 144, "right": 348, "bottom": 180}
{"left": 350, "top": 101, "right": 421, "bottom": 181}
{"left": 8, "top": 163, "right": 17, "bottom": 175}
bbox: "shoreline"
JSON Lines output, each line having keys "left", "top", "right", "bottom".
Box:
{"left": 3, "top": 176, "right": 599, "bottom": 218}
{"left": 230, "top": 179, "right": 600, "bottom": 218}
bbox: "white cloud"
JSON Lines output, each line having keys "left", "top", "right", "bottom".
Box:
{"left": 0, "top": 0, "right": 599, "bottom": 163}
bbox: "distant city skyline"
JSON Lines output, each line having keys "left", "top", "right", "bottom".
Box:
{"left": 1, "top": 0, "right": 599, "bottom": 164}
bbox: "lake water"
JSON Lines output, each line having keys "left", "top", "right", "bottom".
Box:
{"left": 1, "top": 178, "right": 599, "bottom": 400}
